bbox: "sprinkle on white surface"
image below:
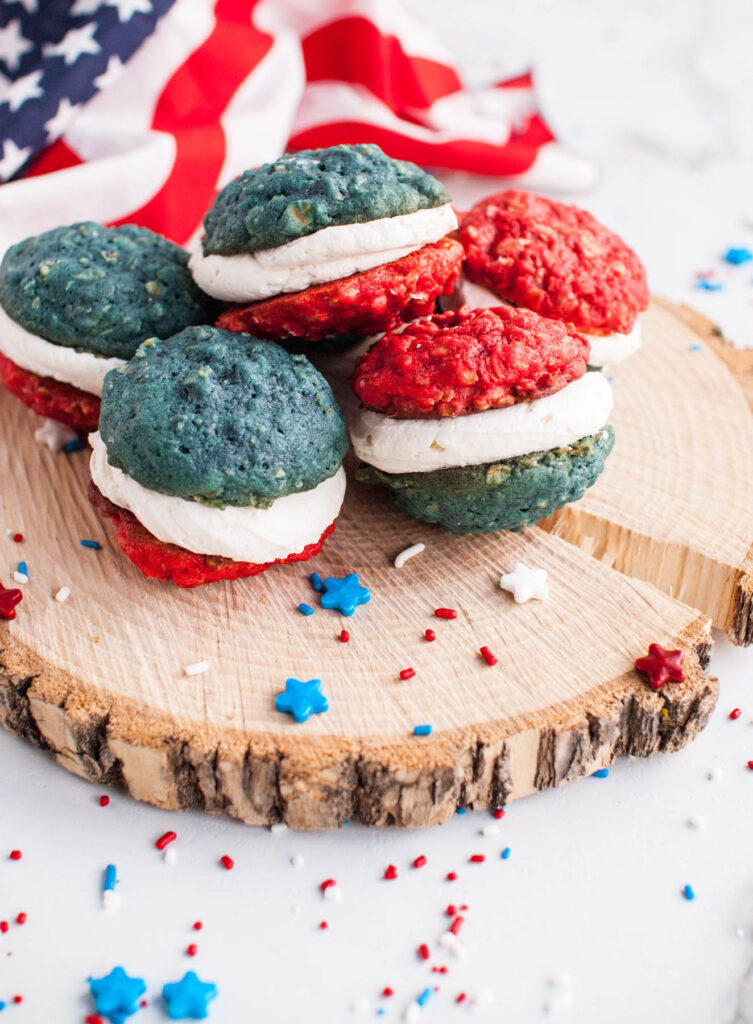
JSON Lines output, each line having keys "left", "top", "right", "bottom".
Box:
{"left": 34, "top": 418, "right": 77, "bottom": 452}
{"left": 480, "top": 823, "right": 500, "bottom": 837}
{"left": 323, "top": 885, "right": 343, "bottom": 902}
{"left": 270, "top": 822, "right": 288, "bottom": 835}
{"left": 439, "top": 931, "right": 466, "bottom": 958}
{"left": 393, "top": 542, "right": 426, "bottom": 568}
{"left": 499, "top": 562, "right": 549, "bottom": 603}
{"left": 350, "top": 997, "right": 373, "bottom": 1014}
{"left": 290, "top": 854, "right": 304, "bottom": 869}
{"left": 544, "top": 990, "right": 574, "bottom": 1013}
{"left": 184, "top": 660, "right": 209, "bottom": 677}
{"left": 687, "top": 814, "right": 706, "bottom": 829}
{"left": 54, "top": 586, "right": 71, "bottom": 603}
{"left": 472, "top": 990, "right": 495, "bottom": 1007}
{"left": 163, "top": 846, "right": 177, "bottom": 866}
{"left": 101, "top": 890, "right": 121, "bottom": 910}
{"left": 548, "top": 971, "right": 573, "bottom": 989}
{"left": 12, "top": 571, "right": 28, "bottom": 584}
{"left": 404, "top": 1003, "right": 422, "bottom": 1023}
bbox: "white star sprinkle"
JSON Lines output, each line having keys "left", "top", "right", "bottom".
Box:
{"left": 1, "top": 68, "right": 43, "bottom": 112}
{"left": 0, "top": 19, "right": 33, "bottom": 73}
{"left": 105, "top": 0, "right": 152, "bottom": 21}
{"left": 93, "top": 54, "right": 122, "bottom": 90}
{"left": 499, "top": 562, "right": 549, "bottom": 603}
{"left": 44, "top": 96, "right": 80, "bottom": 140}
{"left": 34, "top": 418, "right": 78, "bottom": 453}
{"left": 0, "top": 138, "right": 31, "bottom": 180}
{"left": 43, "top": 23, "right": 100, "bottom": 66}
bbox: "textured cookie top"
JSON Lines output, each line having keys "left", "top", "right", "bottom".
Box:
{"left": 459, "top": 190, "right": 649, "bottom": 334}
{"left": 353, "top": 305, "right": 589, "bottom": 418}
{"left": 99, "top": 326, "right": 348, "bottom": 508}
{"left": 0, "top": 222, "right": 214, "bottom": 360}
{"left": 202, "top": 144, "right": 451, "bottom": 256}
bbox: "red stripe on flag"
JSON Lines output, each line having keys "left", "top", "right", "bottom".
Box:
{"left": 302, "top": 16, "right": 461, "bottom": 113}
{"left": 24, "top": 139, "right": 83, "bottom": 178}
{"left": 112, "top": 0, "right": 273, "bottom": 243}
{"left": 496, "top": 71, "right": 534, "bottom": 90}
{"left": 288, "top": 112, "right": 554, "bottom": 177}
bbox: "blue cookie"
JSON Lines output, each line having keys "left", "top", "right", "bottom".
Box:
{"left": 0, "top": 222, "right": 215, "bottom": 359}
{"left": 99, "top": 326, "right": 349, "bottom": 508}
{"left": 202, "top": 144, "right": 451, "bottom": 256}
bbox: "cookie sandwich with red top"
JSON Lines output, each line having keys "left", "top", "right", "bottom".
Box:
{"left": 190, "top": 144, "right": 463, "bottom": 349}
{"left": 88, "top": 326, "right": 348, "bottom": 587}
{"left": 448, "top": 190, "right": 649, "bottom": 367}
{"left": 0, "top": 222, "right": 214, "bottom": 432}
{"left": 351, "top": 305, "right": 614, "bottom": 533}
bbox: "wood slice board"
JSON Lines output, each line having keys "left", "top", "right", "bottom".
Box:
{"left": 0, "top": 302, "right": 718, "bottom": 828}
{"left": 542, "top": 298, "right": 753, "bottom": 644}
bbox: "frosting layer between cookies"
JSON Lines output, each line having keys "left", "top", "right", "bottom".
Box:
{"left": 350, "top": 371, "right": 613, "bottom": 474}
{"left": 0, "top": 302, "right": 124, "bottom": 395}
{"left": 190, "top": 204, "right": 457, "bottom": 303}
{"left": 90, "top": 432, "right": 346, "bottom": 562}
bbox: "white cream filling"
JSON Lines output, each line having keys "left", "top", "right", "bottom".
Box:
{"left": 0, "top": 302, "right": 124, "bottom": 395}
{"left": 587, "top": 321, "right": 642, "bottom": 365}
{"left": 189, "top": 203, "right": 458, "bottom": 303}
{"left": 441, "top": 276, "right": 642, "bottom": 364}
{"left": 90, "top": 432, "right": 346, "bottom": 562}
{"left": 350, "top": 371, "right": 613, "bottom": 474}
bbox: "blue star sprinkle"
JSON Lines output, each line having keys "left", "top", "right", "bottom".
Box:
{"left": 88, "top": 966, "right": 146, "bottom": 1024}
{"left": 320, "top": 573, "right": 370, "bottom": 616}
{"left": 275, "top": 678, "right": 329, "bottom": 723}
{"left": 723, "top": 247, "right": 752, "bottom": 265}
{"left": 162, "top": 971, "right": 218, "bottom": 1020}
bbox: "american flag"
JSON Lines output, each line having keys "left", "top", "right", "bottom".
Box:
{"left": 0, "top": 0, "right": 595, "bottom": 252}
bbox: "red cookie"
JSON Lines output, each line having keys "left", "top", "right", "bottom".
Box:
{"left": 88, "top": 482, "right": 338, "bottom": 589}
{"left": 0, "top": 351, "right": 99, "bottom": 432}
{"left": 216, "top": 237, "right": 463, "bottom": 343}
{"left": 353, "top": 304, "right": 589, "bottom": 419}
{"left": 459, "top": 190, "right": 649, "bottom": 335}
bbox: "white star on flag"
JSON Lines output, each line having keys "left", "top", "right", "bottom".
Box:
{"left": 45, "top": 97, "right": 81, "bottom": 141}
{"left": 1, "top": 68, "right": 44, "bottom": 112}
{"left": 0, "top": 19, "right": 34, "bottom": 73}
{"left": 0, "top": 139, "right": 32, "bottom": 180}
{"left": 94, "top": 54, "right": 123, "bottom": 91}
{"left": 43, "top": 23, "right": 101, "bottom": 66}
{"left": 105, "top": 0, "right": 152, "bottom": 22}
{"left": 70, "top": 0, "right": 105, "bottom": 14}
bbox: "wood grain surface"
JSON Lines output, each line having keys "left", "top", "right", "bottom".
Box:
{"left": 0, "top": 300, "right": 722, "bottom": 828}
{"left": 542, "top": 298, "right": 753, "bottom": 643}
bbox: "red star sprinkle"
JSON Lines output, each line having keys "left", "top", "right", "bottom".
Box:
{"left": 0, "top": 583, "right": 23, "bottom": 621}
{"left": 634, "top": 643, "right": 685, "bottom": 690}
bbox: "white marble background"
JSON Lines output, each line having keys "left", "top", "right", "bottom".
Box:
{"left": 1, "top": 3, "right": 752, "bottom": 1022}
